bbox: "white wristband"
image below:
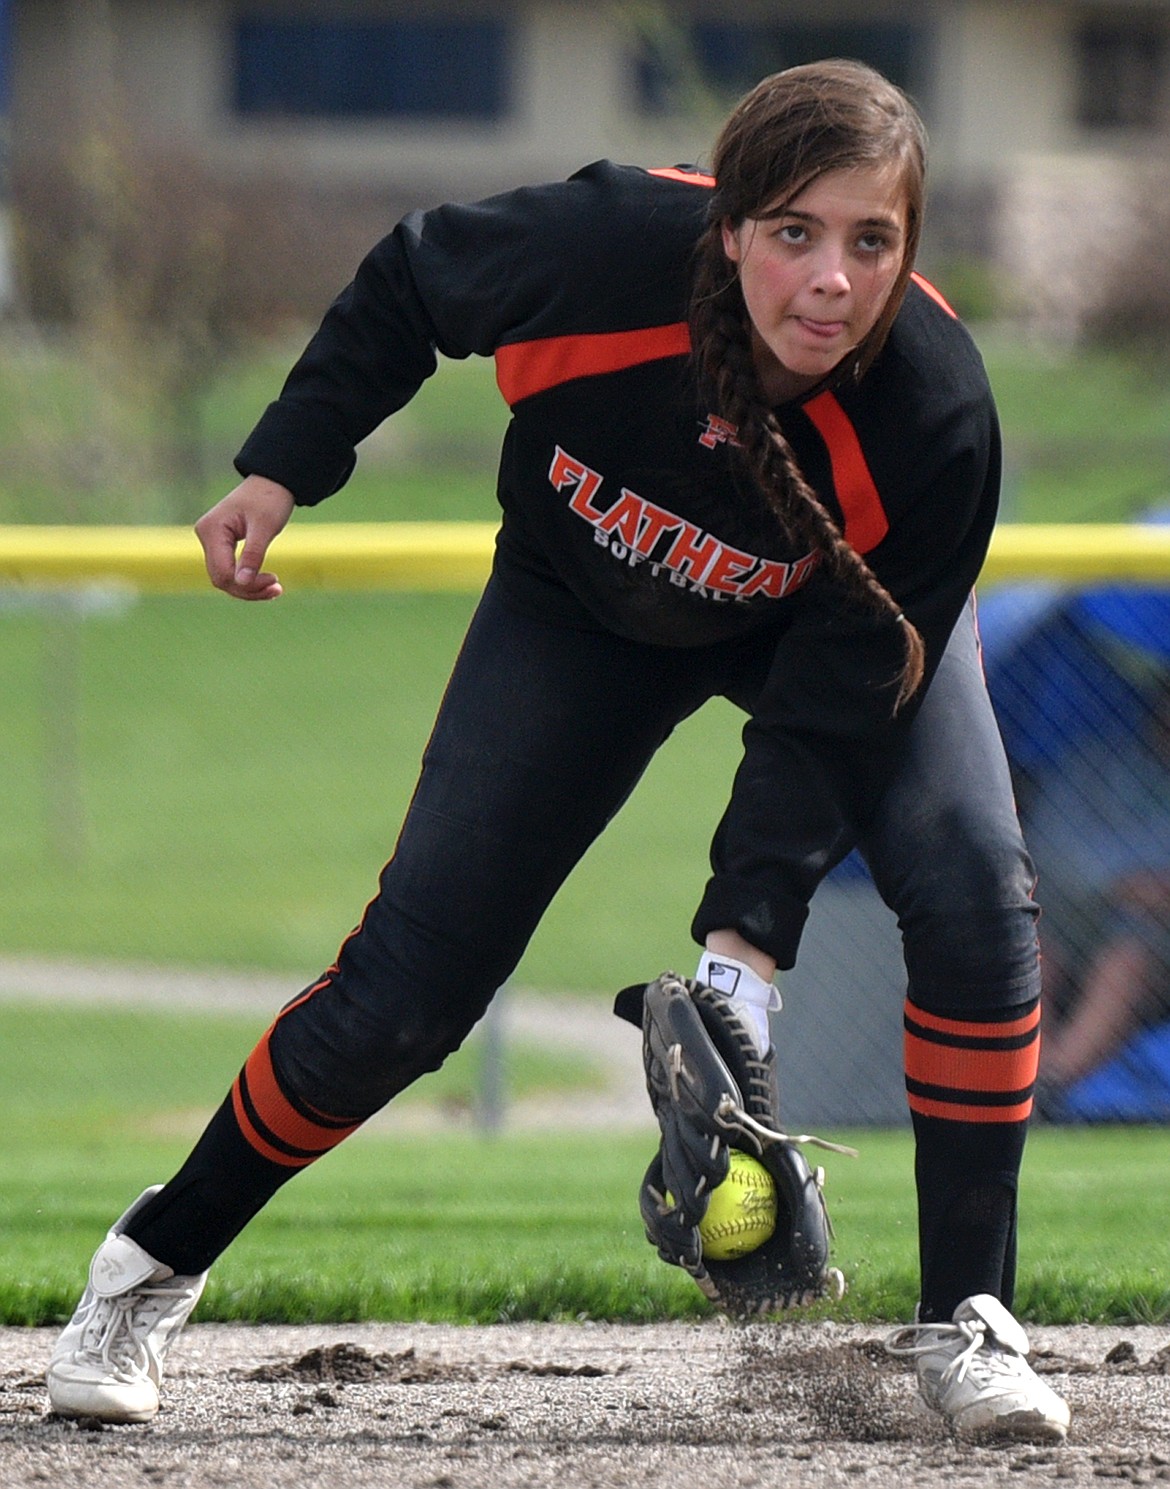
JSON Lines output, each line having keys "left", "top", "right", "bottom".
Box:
{"left": 695, "top": 952, "right": 781, "bottom": 1011}
{"left": 695, "top": 952, "right": 781, "bottom": 1056}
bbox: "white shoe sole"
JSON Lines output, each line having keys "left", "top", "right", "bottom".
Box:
{"left": 952, "top": 1405, "right": 1069, "bottom": 1443}
{"left": 47, "top": 1365, "right": 160, "bottom": 1424}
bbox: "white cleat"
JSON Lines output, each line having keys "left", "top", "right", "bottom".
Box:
{"left": 885, "top": 1293, "right": 1070, "bottom": 1443}
{"left": 46, "top": 1187, "right": 207, "bottom": 1423}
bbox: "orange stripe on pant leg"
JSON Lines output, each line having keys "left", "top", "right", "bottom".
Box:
{"left": 904, "top": 1029, "right": 1040, "bottom": 1094}
{"left": 904, "top": 999, "right": 1040, "bottom": 1122}
{"left": 233, "top": 1028, "right": 362, "bottom": 1165}
{"left": 907, "top": 1094, "right": 1035, "bottom": 1123}
{"left": 907, "top": 1002, "right": 1040, "bottom": 1042}
{"left": 231, "top": 1079, "right": 315, "bottom": 1168}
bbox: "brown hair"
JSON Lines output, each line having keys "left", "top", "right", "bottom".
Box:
{"left": 690, "top": 59, "right": 928, "bottom": 707}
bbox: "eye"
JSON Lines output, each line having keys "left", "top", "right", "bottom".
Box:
{"left": 775, "top": 222, "right": 808, "bottom": 245}
{"left": 858, "top": 230, "right": 895, "bottom": 254}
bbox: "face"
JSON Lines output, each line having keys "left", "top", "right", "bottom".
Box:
{"left": 721, "top": 163, "right": 909, "bottom": 404}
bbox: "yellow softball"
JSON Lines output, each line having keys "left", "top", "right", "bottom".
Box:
{"left": 699, "top": 1151, "right": 778, "bottom": 1260}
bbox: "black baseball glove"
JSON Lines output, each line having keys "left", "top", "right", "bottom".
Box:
{"left": 614, "top": 970, "right": 852, "bottom": 1315}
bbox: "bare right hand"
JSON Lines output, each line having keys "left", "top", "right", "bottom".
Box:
{"left": 194, "top": 476, "right": 296, "bottom": 600}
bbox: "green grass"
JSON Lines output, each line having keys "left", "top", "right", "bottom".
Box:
{"left": 1, "top": 1001, "right": 666, "bottom": 1326}
{"left": 1, "top": 331, "right": 1168, "bottom": 526}
{"left": 0, "top": 589, "right": 745, "bottom": 985}
{"left": 5, "top": 1132, "right": 700, "bottom": 1328}
{"left": 4, "top": 1002, "right": 1169, "bottom": 1326}
{"left": 981, "top": 334, "right": 1170, "bottom": 522}
{"left": 0, "top": 1003, "right": 601, "bottom": 1142}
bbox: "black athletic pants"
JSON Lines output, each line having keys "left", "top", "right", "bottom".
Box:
{"left": 129, "top": 579, "right": 1041, "bottom": 1317}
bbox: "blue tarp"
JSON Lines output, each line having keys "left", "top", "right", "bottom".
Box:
{"left": 828, "top": 580, "right": 1170, "bottom": 884}
{"left": 828, "top": 567, "right": 1170, "bottom": 1120}
{"left": 979, "top": 575, "right": 1170, "bottom": 1122}
{"left": 1061, "top": 1023, "right": 1170, "bottom": 1122}
{"left": 979, "top": 583, "right": 1170, "bottom": 780}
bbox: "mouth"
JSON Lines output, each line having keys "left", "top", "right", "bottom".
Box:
{"left": 797, "top": 317, "right": 848, "bottom": 340}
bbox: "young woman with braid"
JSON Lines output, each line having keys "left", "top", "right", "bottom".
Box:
{"left": 47, "top": 60, "right": 1069, "bottom": 1440}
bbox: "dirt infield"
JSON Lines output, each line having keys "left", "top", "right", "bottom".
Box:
{"left": 5, "top": 1319, "right": 1170, "bottom": 1487}
{"left": 5, "top": 963, "right": 1170, "bottom": 1482}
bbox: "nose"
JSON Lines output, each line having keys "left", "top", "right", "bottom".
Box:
{"left": 809, "top": 245, "right": 850, "bottom": 296}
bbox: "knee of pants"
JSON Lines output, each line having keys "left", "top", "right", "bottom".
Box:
{"left": 264, "top": 847, "right": 527, "bottom": 1120}
{"left": 269, "top": 970, "right": 488, "bottom": 1122}
{"left": 901, "top": 908, "right": 1041, "bottom": 1014}
{"left": 887, "top": 814, "right": 1041, "bottom": 1013}
{"left": 266, "top": 917, "right": 494, "bottom": 1119}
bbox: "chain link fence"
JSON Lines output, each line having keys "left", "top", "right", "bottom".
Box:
{"left": 4, "top": 548, "right": 1170, "bottom": 1128}
{"left": 784, "top": 575, "right": 1170, "bottom": 1126}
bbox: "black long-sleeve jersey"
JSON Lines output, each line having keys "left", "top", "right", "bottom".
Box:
{"left": 236, "top": 161, "right": 1002, "bottom": 953}
{"left": 238, "top": 159, "right": 997, "bottom": 655}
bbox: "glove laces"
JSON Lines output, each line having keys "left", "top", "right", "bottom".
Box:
{"left": 711, "top": 1083, "right": 859, "bottom": 1157}
{"left": 663, "top": 1042, "right": 858, "bottom": 1157}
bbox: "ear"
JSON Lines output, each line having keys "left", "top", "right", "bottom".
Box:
{"left": 720, "top": 218, "right": 742, "bottom": 265}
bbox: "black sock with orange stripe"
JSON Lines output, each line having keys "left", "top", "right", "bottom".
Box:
{"left": 123, "top": 1024, "right": 366, "bottom": 1276}
{"left": 122, "top": 1094, "right": 294, "bottom": 1275}
{"left": 903, "top": 995, "right": 1040, "bottom": 1322}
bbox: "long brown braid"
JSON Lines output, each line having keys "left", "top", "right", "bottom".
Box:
{"left": 690, "top": 60, "right": 928, "bottom": 709}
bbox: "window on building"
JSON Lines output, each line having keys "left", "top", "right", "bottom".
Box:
{"left": 632, "top": 20, "right": 929, "bottom": 116}
{"left": 1075, "top": 15, "right": 1168, "bottom": 130}
{"left": 233, "top": 15, "right": 514, "bottom": 121}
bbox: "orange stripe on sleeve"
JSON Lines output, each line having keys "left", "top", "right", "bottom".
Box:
{"left": 647, "top": 167, "right": 716, "bottom": 187}
{"left": 495, "top": 323, "right": 692, "bottom": 404}
{"left": 801, "top": 392, "right": 889, "bottom": 553}
{"left": 910, "top": 271, "right": 958, "bottom": 318}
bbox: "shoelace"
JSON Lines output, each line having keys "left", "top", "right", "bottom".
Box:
{"left": 79, "top": 1286, "right": 177, "bottom": 1383}
{"left": 886, "top": 1318, "right": 1023, "bottom": 1390}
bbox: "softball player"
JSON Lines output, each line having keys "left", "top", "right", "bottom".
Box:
{"left": 47, "top": 60, "right": 1068, "bottom": 1440}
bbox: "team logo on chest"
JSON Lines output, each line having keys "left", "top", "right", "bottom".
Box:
{"left": 697, "top": 414, "right": 740, "bottom": 450}
{"left": 548, "top": 445, "right": 816, "bottom": 602}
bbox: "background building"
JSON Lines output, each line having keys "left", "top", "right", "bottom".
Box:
{"left": 8, "top": 0, "right": 1170, "bottom": 330}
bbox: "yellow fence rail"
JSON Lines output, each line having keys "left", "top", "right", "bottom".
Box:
{"left": 0, "top": 522, "right": 1168, "bottom": 593}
